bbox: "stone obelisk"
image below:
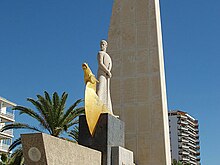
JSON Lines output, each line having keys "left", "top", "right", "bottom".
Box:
{"left": 108, "top": 0, "right": 171, "bottom": 164}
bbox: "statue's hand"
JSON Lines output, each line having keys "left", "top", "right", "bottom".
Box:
{"left": 106, "top": 71, "right": 112, "bottom": 78}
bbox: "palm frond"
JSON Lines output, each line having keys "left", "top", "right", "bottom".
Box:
{"left": 59, "top": 99, "right": 84, "bottom": 126}
{"left": 8, "top": 92, "right": 84, "bottom": 146}
{"left": 8, "top": 147, "right": 23, "bottom": 165}
{"left": 37, "top": 94, "right": 54, "bottom": 133}
{"left": 68, "top": 126, "right": 79, "bottom": 142}
{"left": 52, "top": 92, "right": 60, "bottom": 110}
{"left": 0, "top": 123, "right": 41, "bottom": 132}
{"left": 13, "top": 105, "right": 50, "bottom": 133}
{"left": 55, "top": 92, "right": 68, "bottom": 122}
{"left": 62, "top": 107, "right": 84, "bottom": 127}
{"left": 66, "top": 119, "right": 79, "bottom": 128}
{"left": 26, "top": 98, "right": 47, "bottom": 117}
{"left": 9, "top": 137, "right": 22, "bottom": 151}
{"left": 44, "top": 91, "right": 52, "bottom": 105}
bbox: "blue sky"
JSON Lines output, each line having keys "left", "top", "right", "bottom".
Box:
{"left": 0, "top": 0, "right": 219, "bottom": 164}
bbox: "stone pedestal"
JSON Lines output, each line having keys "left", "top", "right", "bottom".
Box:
{"left": 79, "top": 113, "right": 124, "bottom": 165}
{"left": 112, "top": 146, "right": 135, "bottom": 165}
{"left": 21, "top": 133, "right": 101, "bottom": 165}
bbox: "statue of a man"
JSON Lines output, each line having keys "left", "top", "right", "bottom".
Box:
{"left": 96, "top": 40, "right": 113, "bottom": 114}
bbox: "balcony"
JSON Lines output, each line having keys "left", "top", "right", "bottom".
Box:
{"left": 0, "top": 129, "right": 13, "bottom": 139}
{"left": 188, "top": 142, "right": 197, "bottom": 149}
{"left": 188, "top": 136, "right": 196, "bottom": 143}
{"left": 187, "top": 119, "right": 198, "bottom": 127}
{"left": 178, "top": 132, "right": 189, "bottom": 137}
{"left": 189, "top": 160, "right": 197, "bottom": 165}
{"left": 179, "top": 156, "right": 189, "bottom": 162}
{"left": 187, "top": 125, "right": 197, "bottom": 132}
{"left": 0, "top": 143, "right": 10, "bottom": 153}
{"left": 179, "top": 142, "right": 189, "bottom": 149}
{"left": 178, "top": 125, "right": 188, "bottom": 131}
{"left": 178, "top": 114, "right": 187, "bottom": 119}
{"left": 189, "top": 154, "right": 197, "bottom": 160}
{"left": 179, "top": 149, "right": 189, "bottom": 155}
{"left": 188, "top": 130, "right": 197, "bottom": 137}
{"left": 189, "top": 148, "right": 197, "bottom": 154}
{"left": 0, "top": 111, "right": 14, "bottom": 122}
{"left": 179, "top": 137, "right": 189, "bottom": 143}
{"left": 178, "top": 120, "right": 188, "bottom": 125}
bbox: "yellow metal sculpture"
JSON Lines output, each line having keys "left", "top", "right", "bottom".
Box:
{"left": 82, "top": 63, "right": 110, "bottom": 135}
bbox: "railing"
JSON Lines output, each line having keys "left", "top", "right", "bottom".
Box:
{"left": 178, "top": 132, "right": 189, "bottom": 137}
{"left": 187, "top": 125, "right": 197, "bottom": 132}
{"left": 0, "top": 111, "right": 14, "bottom": 120}
{"left": 178, "top": 120, "right": 188, "bottom": 125}
{"left": 189, "top": 148, "right": 197, "bottom": 154}
{"left": 177, "top": 114, "right": 187, "bottom": 119}
{"left": 179, "top": 156, "right": 189, "bottom": 161}
{"left": 188, "top": 136, "right": 196, "bottom": 143}
{"left": 188, "top": 130, "right": 197, "bottom": 137}
{"left": 188, "top": 142, "right": 197, "bottom": 149}
{"left": 187, "top": 119, "right": 198, "bottom": 127}
{"left": 189, "top": 160, "right": 197, "bottom": 165}
{"left": 178, "top": 125, "right": 188, "bottom": 131}
{"left": 189, "top": 154, "right": 197, "bottom": 160}
{"left": 178, "top": 137, "right": 189, "bottom": 143}
{"left": 0, "top": 144, "right": 9, "bottom": 152}
{"left": 0, "top": 129, "right": 13, "bottom": 136}
{"left": 179, "top": 149, "right": 189, "bottom": 155}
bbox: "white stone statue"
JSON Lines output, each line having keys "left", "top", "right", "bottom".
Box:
{"left": 96, "top": 40, "right": 113, "bottom": 114}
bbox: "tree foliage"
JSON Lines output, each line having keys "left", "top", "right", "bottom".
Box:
{"left": 0, "top": 91, "right": 84, "bottom": 164}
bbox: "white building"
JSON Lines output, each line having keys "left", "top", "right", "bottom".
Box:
{"left": 169, "top": 110, "right": 200, "bottom": 165}
{"left": 0, "top": 97, "right": 16, "bottom": 153}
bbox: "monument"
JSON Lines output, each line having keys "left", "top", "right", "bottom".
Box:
{"left": 96, "top": 40, "right": 113, "bottom": 114}
{"left": 80, "top": 57, "right": 135, "bottom": 165}
{"left": 108, "top": 0, "right": 171, "bottom": 164}
{"left": 81, "top": 40, "right": 116, "bottom": 136}
{"left": 21, "top": 56, "right": 135, "bottom": 165}
{"left": 21, "top": 0, "right": 171, "bottom": 164}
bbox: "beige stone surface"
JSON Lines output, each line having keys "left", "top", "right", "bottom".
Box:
{"left": 108, "top": 0, "right": 171, "bottom": 164}
{"left": 21, "top": 133, "right": 101, "bottom": 165}
{"left": 112, "top": 146, "right": 135, "bottom": 165}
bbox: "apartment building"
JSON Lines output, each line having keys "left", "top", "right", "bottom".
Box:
{"left": 0, "top": 97, "right": 16, "bottom": 153}
{"left": 169, "top": 110, "right": 201, "bottom": 165}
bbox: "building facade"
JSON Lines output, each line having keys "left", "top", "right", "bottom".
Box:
{"left": 0, "top": 97, "right": 16, "bottom": 153}
{"left": 169, "top": 110, "right": 201, "bottom": 165}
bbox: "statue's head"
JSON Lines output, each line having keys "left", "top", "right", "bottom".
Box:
{"left": 100, "top": 40, "right": 108, "bottom": 51}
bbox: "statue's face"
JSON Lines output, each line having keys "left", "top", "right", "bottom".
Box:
{"left": 100, "top": 41, "right": 107, "bottom": 51}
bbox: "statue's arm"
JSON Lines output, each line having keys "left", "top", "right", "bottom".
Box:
{"left": 98, "top": 52, "right": 109, "bottom": 73}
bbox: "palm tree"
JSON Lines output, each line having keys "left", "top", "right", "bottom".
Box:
{"left": 172, "top": 159, "right": 183, "bottom": 165}
{"left": 68, "top": 125, "right": 79, "bottom": 142}
{"left": 0, "top": 148, "right": 24, "bottom": 165}
{"left": 0, "top": 91, "right": 84, "bottom": 160}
